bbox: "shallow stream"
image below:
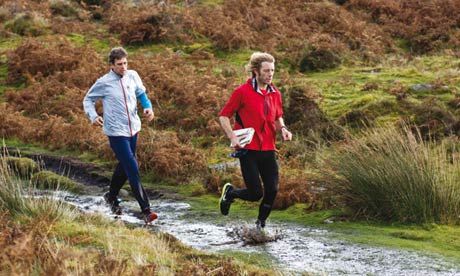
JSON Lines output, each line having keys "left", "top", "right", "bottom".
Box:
{"left": 56, "top": 191, "right": 460, "bottom": 276}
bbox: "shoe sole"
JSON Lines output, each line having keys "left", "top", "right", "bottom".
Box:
{"left": 219, "top": 183, "right": 232, "bottom": 215}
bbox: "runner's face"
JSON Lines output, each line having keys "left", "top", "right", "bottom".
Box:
{"left": 255, "top": 61, "right": 274, "bottom": 88}
{"left": 111, "top": 57, "right": 128, "bottom": 76}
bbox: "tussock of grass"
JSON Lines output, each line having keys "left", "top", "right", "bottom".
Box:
{"left": 322, "top": 124, "right": 460, "bottom": 224}
{"left": 5, "top": 156, "right": 39, "bottom": 179}
{"left": 0, "top": 158, "right": 78, "bottom": 222}
{"left": 30, "top": 170, "right": 84, "bottom": 193}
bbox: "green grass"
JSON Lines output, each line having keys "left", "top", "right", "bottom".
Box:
{"left": 0, "top": 36, "right": 26, "bottom": 95}
{"left": 304, "top": 56, "right": 460, "bottom": 122}
{"left": 219, "top": 250, "right": 276, "bottom": 270}
{"left": 65, "top": 33, "right": 112, "bottom": 54}
{"left": 324, "top": 221, "right": 460, "bottom": 261}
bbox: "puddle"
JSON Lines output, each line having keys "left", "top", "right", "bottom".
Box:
{"left": 55, "top": 191, "right": 460, "bottom": 276}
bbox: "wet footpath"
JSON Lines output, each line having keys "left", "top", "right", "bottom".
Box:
{"left": 15, "top": 149, "right": 458, "bottom": 276}
{"left": 57, "top": 191, "right": 460, "bottom": 276}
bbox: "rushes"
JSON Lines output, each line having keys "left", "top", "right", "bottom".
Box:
{"left": 324, "top": 125, "right": 460, "bottom": 224}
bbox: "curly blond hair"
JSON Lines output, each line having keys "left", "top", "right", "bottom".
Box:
{"left": 245, "top": 52, "right": 275, "bottom": 77}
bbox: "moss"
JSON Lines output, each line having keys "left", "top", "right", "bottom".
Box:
{"left": 183, "top": 42, "right": 213, "bottom": 54}
{"left": 189, "top": 181, "right": 206, "bottom": 196}
{"left": 31, "top": 171, "right": 84, "bottom": 193}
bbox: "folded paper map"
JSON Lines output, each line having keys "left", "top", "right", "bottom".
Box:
{"left": 230, "top": 127, "right": 255, "bottom": 147}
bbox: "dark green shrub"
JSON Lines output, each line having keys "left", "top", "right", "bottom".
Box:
{"left": 334, "top": 0, "right": 349, "bottom": 5}
{"left": 285, "top": 84, "right": 343, "bottom": 140}
{"left": 78, "top": 0, "right": 104, "bottom": 5}
{"left": 299, "top": 48, "right": 341, "bottom": 72}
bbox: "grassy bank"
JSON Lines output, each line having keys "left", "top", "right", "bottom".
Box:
{"left": 0, "top": 155, "right": 278, "bottom": 275}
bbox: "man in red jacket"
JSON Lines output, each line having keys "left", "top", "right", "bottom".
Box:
{"left": 218, "top": 52, "right": 293, "bottom": 230}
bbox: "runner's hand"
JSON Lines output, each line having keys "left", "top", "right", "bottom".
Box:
{"left": 230, "top": 136, "right": 241, "bottom": 148}
{"left": 144, "top": 108, "right": 154, "bottom": 122}
{"left": 92, "top": 116, "right": 103, "bottom": 127}
{"left": 281, "top": 127, "right": 292, "bottom": 141}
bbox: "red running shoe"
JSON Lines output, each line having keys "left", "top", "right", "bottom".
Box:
{"left": 143, "top": 212, "right": 158, "bottom": 224}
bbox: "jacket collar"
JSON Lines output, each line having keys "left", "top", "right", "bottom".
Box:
{"left": 110, "top": 69, "right": 124, "bottom": 79}
{"left": 250, "top": 77, "right": 275, "bottom": 95}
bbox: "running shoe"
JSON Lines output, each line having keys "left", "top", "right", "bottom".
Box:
{"left": 143, "top": 211, "right": 158, "bottom": 224}
{"left": 219, "top": 183, "right": 234, "bottom": 216}
{"left": 103, "top": 192, "right": 122, "bottom": 215}
{"left": 255, "top": 219, "right": 266, "bottom": 230}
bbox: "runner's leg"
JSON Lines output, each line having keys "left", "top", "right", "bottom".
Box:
{"left": 232, "top": 151, "right": 263, "bottom": 202}
{"left": 109, "top": 135, "right": 150, "bottom": 211}
{"left": 257, "top": 151, "right": 279, "bottom": 222}
{"left": 109, "top": 162, "right": 127, "bottom": 198}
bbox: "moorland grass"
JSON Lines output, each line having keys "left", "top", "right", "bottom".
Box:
{"left": 322, "top": 124, "right": 460, "bottom": 224}
{"left": 0, "top": 153, "right": 78, "bottom": 222}
{"left": 0, "top": 153, "right": 275, "bottom": 275}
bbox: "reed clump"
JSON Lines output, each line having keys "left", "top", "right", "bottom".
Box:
{"left": 322, "top": 125, "right": 460, "bottom": 224}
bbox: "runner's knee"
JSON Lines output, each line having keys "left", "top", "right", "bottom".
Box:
{"left": 247, "top": 190, "right": 263, "bottom": 201}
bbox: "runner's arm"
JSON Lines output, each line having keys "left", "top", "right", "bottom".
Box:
{"left": 83, "top": 82, "right": 105, "bottom": 126}
{"left": 275, "top": 117, "right": 292, "bottom": 141}
{"left": 219, "top": 116, "right": 241, "bottom": 148}
{"left": 137, "top": 92, "right": 154, "bottom": 121}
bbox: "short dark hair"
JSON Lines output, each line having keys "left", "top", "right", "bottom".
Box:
{"left": 108, "top": 47, "right": 128, "bottom": 64}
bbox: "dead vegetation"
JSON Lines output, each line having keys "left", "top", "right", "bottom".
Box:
{"left": 345, "top": 0, "right": 460, "bottom": 54}
{"left": 0, "top": 210, "right": 264, "bottom": 275}
{"left": 2, "top": 0, "right": 460, "bottom": 214}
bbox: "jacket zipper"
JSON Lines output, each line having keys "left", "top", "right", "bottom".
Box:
{"left": 120, "top": 79, "right": 133, "bottom": 137}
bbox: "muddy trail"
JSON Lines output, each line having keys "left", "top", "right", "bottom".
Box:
{"left": 7, "top": 148, "right": 460, "bottom": 276}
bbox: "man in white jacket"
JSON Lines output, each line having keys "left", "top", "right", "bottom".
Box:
{"left": 83, "top": 47, "right": 157, "bottom": 223}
